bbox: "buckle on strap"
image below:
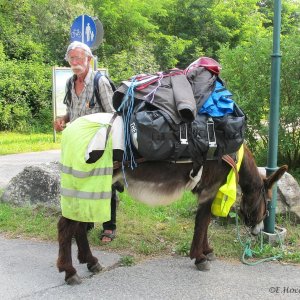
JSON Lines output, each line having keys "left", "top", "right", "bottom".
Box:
{"left": 180, "top": 123, "right": 188, "bottom": 145}
{"left": 207, "top": 117, "right": 217, "bottom": 158}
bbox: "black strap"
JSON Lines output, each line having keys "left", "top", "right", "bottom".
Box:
{"left": 91, "top": 71, "right": 117, "bottom": 110}
{"left": 63, "top": 76, "right": 76, "bottom": 105}
{"left": 90, "top": 71, "right": 105, "bottom": 111}
{"left": 104, "top": 113, "right": 118, "bottom": 147}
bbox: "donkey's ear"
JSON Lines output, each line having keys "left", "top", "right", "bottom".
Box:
{"left": 265, "top": 165, "right": 288, "bottom": 189}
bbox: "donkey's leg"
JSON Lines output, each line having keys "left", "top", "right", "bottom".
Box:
{"left": 190, "top": 200, "right": 213, "bottom": 271}
{"left": 74, "top": 223, "right": 103, "bottom": 273}
{"left": 57, "top": 216, "right": 81, "bottom": 284}
{"left": 202, "top": 222, "right": 216, "bottom": 261}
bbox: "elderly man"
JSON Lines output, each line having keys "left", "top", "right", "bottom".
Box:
{"left": 54, "top": 41, "right": 119, "bottom": 243}
{"left": 54, "top": 41, "right": 115, "bottom": 129}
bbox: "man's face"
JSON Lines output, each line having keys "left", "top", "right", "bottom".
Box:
{"left": 67, "top": 48, "right": 90, "bottom": 76}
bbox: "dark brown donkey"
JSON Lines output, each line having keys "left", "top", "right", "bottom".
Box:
{"left": 57, "top": 145, "right": 287, "bottom": 284}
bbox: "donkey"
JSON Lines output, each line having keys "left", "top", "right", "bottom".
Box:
{"left": 57, "top": 144, "right": 287, "bottom": 284}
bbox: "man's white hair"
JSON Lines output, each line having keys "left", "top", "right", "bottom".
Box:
{"left": 65, "top": 41, "right": 93, "bottom": 60}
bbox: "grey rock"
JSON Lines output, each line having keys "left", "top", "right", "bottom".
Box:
{"left": 1, "top": 162, "right": 61, "bottom": 208}
{"left": 258, "top": 167, "right": 300, "bottom": 221}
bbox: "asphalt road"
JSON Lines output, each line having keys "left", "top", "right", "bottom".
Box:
{"left": 0, "top": 235, "right": 300, "bottom": 300}
{"left": 0, "top": 151, "right": 300, "bottom": 299}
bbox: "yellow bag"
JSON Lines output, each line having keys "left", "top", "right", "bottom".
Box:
{"left": 211, "top": 145, "right": 244, "bottom": 217}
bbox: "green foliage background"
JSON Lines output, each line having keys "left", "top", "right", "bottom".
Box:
{"left": 0, "top": 0, "right": 299, "bottom": 170}
{"left": 219, "top": 31, "right": 300, "bottom": 169}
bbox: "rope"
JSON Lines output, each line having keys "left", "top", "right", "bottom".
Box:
{"left": 234, "top": 211, "right": 284, "bottom": 266}
{"left": 143, "top": 72, "right": 163, "bottom": 102}
{"left": 118, "top": 78, "right": 138, "bottom": 186}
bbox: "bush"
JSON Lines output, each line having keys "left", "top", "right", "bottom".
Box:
{"left": 0, "top": 60, "right": 52, "bottom": 132}
{"left": 0, "top": 101, "right": 31, "bottom": 131}
{"left": 104, "top": 42, "right": 160, "bottom": 84}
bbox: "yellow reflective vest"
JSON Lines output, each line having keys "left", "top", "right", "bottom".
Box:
{"left": 211, "top": 145, "right": 244, "bottom": 217}
{"left": 60, "top": 117, "right": 113, "bottom": 223}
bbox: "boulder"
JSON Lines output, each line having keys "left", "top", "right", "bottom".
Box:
{"left": 1, "top": 162, "right": 60, "bottom": 209}
{"left": 258, "top": 167, "right": 300, "bottom": 222}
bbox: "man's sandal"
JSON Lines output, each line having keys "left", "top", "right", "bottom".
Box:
{"left": 100, "top": 229, "right": 116, "bottom": 243}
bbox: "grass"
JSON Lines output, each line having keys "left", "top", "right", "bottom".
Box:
{"left": 88, "top": 191, "right": 197, "bottom": 258}
{"left": 0, "top": 132, "right": 300, "bottom": 265}
{"left": 0, "top": 203, "right": 58, "bottom": 240}
{"left": 0, "top": 131, "right": 61, "bottom": 155}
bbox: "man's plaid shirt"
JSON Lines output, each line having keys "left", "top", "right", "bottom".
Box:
{"left": 66, "top": 68, "right": 115, "bottom": 122}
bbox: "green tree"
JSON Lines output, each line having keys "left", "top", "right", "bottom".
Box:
{"left": 104, "top": 43, "right": 160, "bottom": 84}
{"left": 278, "top": 33, "right": 300, "bottom": 168}
{"left": 0, "top": 0, "right": 88, "bottom": 131}
{"left": 0, "top": 0, "right": 299, "bottom": 133}
{"left": 29, "top": 0, "right": 92, "bottom": 65}
{"left": 218, "top": 32, "right": 300, "bottom": 170}
{"left": 155, "top": 0, "right": 214, "bottom": 67}
{"left": 0, "top": 0, "right": 88, "bottom": 65}
{"left": 258, "top": 0, "right": 300, "bottom": 34}
{"left": 157, "top": 0, "right": 268, "bottom": 67}
{"left": 0, "top": 0, "right": 45, "bottom": 62}
{"left": 90, "top": 0, "right": 190, "bottom": 70}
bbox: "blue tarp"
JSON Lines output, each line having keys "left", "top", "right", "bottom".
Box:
{"left": 199, "top": 81, "right": 234, "bottom": 117}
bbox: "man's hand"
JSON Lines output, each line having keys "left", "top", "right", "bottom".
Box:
{"left": 54, "top": 117, "right": 66, "bottom": 132}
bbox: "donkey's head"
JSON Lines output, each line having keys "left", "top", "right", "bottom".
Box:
{"left": 240, "top": 165, "right": 288, "bottom": 235}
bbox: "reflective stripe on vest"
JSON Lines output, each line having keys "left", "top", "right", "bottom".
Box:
{"left": 61, "top": 188, "right": 111, "bottom": 200}
{"left": 211, "top": 145, "right": 244, "bottom": 217}
{"left": 60, "top": 117, "right": 113, "bottom": 223}
{"left": 60, "top": 163, "right": 113, "bottom": 178}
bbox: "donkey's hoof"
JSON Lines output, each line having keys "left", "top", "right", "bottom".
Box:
{"left": 195, "top": 259, "right": 211, "bottom": 271}
{"left": 206, "top": 252, "right": 216, "bottom": 261}
{"left": 87, "top": 262, "right": 103, "bottom": 273}
{"left": 66, "top": 273, "right": 82, "bottom": 285}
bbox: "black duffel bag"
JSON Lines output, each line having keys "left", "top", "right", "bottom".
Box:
{"left": 213, "top": 103, "right": 246, "bottom": 156}
{"left": 188, "top": 103, "right": 246, "bottom": 160}
{"left": 130, "top": 101, "right": 189, "bottom": 161}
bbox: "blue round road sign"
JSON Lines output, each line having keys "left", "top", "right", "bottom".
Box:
{"left": 70, "top": 15, "right": 102, "bottom": 49}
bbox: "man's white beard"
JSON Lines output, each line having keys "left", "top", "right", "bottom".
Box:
{"left": 71, "top": 58, "right": 88, "bottom": 74}
{"left": 71, "top": 65, "right": 85, "bottom": 73}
